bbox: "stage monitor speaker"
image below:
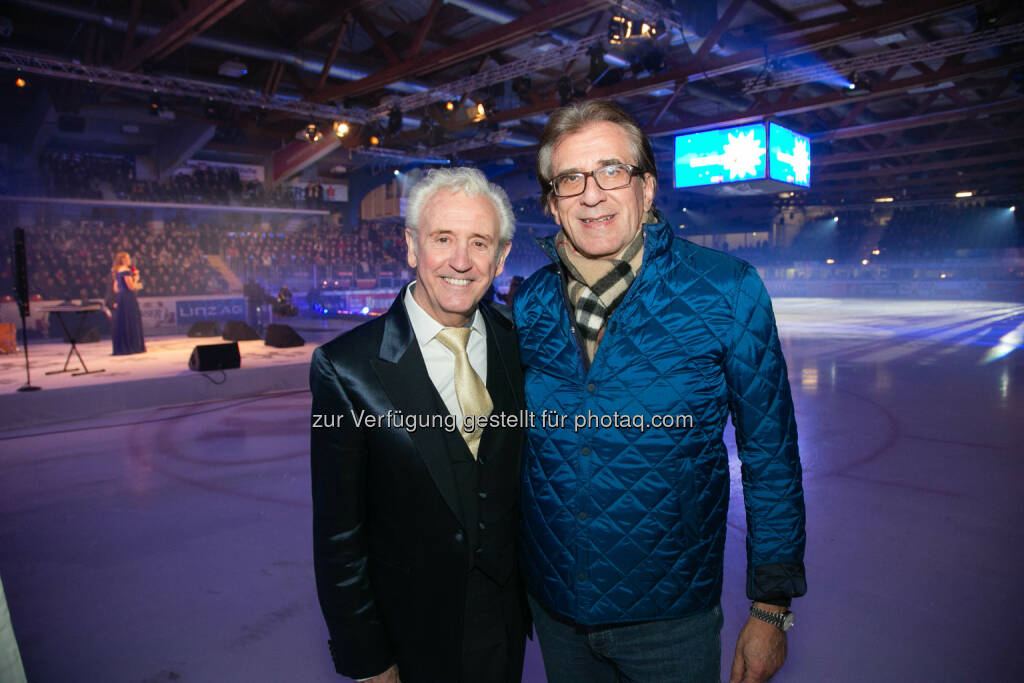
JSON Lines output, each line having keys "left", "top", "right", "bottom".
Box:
{"left": 13, "top": 228, "right": 29, "bottom": 318}
{"left": 188, "top": 321, "right": 221, "bottom": 337}
{"left": 222, "top": 320, "right": 260, "bottom": 341}
{"left": 188, "top": 342, "right": 240, "bottom": 371}
{"left": 265, "top": 324, "right": 305, "bottom": 348}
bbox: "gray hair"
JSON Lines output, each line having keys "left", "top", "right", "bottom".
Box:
{"left": 536, "top": 99, "right": 658, "bottom": 215}
{"left": 405, "top": 167, "right": 515, "bottom": 250}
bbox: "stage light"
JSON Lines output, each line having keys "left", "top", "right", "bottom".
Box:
{"left": 557, "top": 76, "right": 574, "bottom": 105}
{"left": 608, "top": 15, "right": 632, "bottom": 45}
{"left": 874, "top": 196, "right": 894, "bottom": 203}
{"left": 861, "top": 259, "right": 869, "bottom": 265}
{"left": 393, "top": 169, "right": 399, "bottom": 176}
{"left": 512, "top": 76, "right": 532, "bottom": 100}
{"left": 14, "top": 76, "right": 26, "bottom": 88}
{"left": 386, "top": 107, "right": 403, "bottom": 135}
{"left": 872, "top": 249, "right": 880, "bottom": 255}
{"left": 304, "top": 123, "right": 322, "bottom": 142}
{"left": 682, "top": 207, "right": 687, "bottom": 212}
{"left": 149, "top": 93, "right": 162, "bottom": 115}
{"left": 333, "top": 121, "right": 350, "bottom": 138}
{"left": 833, "top": 216, "right": 839, "bottom": 222}
{"left": 940, "top": 273, "right": 947, "bottom": 279}
{"left": 1011, "top": 206, "right": 1017, "bottom": 212}
{"left": 955, "top": 191, "right": 974, "bottom": 198}
{"left": 445, "top": 100, "right": 456, "bottom": 112}
{"left": 476, "top": 102, "right": 486, "bottom": 119}
{"left": 826, "top": 258, "right": 835, "bottom": 264}
{"left": 369, "top": 135, "right": 380, "bottom": 146}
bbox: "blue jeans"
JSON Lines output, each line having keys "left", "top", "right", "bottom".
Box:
{"left": 528, "top": 594, "right": 723, "bottom": 683}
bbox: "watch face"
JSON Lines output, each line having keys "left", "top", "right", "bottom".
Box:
{"left": 782, "top": 612, "right": 795, "bottom": 630}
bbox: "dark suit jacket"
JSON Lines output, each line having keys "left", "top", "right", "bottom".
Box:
{"left": 310, "top": 287, "right": 527, "bottom": 682}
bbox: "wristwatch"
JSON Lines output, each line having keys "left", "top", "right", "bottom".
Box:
{"left": 749, "top": 602, "right": 795, "bottom": 632}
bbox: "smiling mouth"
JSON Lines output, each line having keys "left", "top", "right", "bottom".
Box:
{"left": 580, "top": 215, "right": 614, "bottom": 224}
{"left": 442, "top": 277, "right": 472, "bottom": 286}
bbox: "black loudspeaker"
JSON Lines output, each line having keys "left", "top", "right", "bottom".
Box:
{"left": 188, "top": 321, "right": 221, "bottom": 337}
{"left": 188, "top": 342, "right": 241, "bottom": 371}
{"left": 13, "top": 228, "right": 29, "bottom": 318}
{"left": 265, "top": 324, "right": 305, "bottom": 348}
{"left": 222, "top": 320, "right": 260, "bottom": 341}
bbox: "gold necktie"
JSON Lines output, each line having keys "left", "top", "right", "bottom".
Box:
{"left": 435, "top": 326, "right": 493, "bottom": 459}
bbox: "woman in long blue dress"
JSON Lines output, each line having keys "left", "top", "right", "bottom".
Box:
{"left": 111, "top": 251, "right": 146, "bottom": 355}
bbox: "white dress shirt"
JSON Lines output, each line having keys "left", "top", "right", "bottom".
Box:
{"left": 404, "top": 283, "right": 488, "bottom": 425}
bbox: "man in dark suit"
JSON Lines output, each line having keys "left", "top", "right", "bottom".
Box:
{"left": 311, "top": 167, "right": 527, "bottom": 683}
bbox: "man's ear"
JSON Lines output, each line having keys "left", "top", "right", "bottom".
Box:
{"left": 494, "top": 241, "right": 512, "bottom": 277}
{"left": 642, "top": 173, "right": 656, "bottom": 213}
{"left": 548, "top": 196, "right": 563, "bottom": 226}
{"left": 404, "top": 229, "right": 418, "bottom": 269}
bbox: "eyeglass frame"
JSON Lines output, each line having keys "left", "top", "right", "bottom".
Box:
{"left": 548, "top": 163, "right": 645, "bottom": 198}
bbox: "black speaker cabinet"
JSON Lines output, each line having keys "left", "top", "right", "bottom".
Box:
{"left": 222, "top": 320, "right": 260, "bottom": 341}
{"left": 265, "top": 324, "right": 305, "bottom": 348}
{"left": 188, "top": 342, "right": 241, "bottom": 371}
{"left": 187, "top": 321, "right": 221, "bottom": 337}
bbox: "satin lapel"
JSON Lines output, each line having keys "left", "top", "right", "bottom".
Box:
{"left": 372, "top": 290, "right": 463, "bottom": 528}
{"left": 478, "top": 306, "right": 523, "bottom": 461}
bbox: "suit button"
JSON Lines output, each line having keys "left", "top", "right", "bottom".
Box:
{"left": 454, "top": 532, "right": 464, "bottom": 543}
{"left": 577, "top": 511, "right": 587, "bottom": 521}
{"left": 477, "top": 491, "right": 488, "bottom": 499}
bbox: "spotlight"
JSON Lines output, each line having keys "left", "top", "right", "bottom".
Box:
{"left": 369, "top": 135, "right": 380, "bottom": 146}
{"left": 872, "top": 249, "right": 881, "bottom": 256}
{"left": 833, "top": 216, "right": 839, "bottom": 222}
{"left": 861, "top": 259, "right": 869, "bottom": 265}
{"left": 14, "top": 76, "right": 26, "bottom": 88}
{"left": 333, "top": 121, "right": 350, "bottom": 138}
{"left": 588, "top": 45, "right": 608, "bottom": 84}
{"left": 826, "top": 258, "right": 835, "bottom": 264}
{"left": 149, "top": 93, "right": 162, "bottom": 115}
{"left": 955, "top": 191, "right": 973, "bottom": 198}
{"left": 512, "top": 76, "right": 532, "bottom": 101}
{"left": 386, "top": 107, "right": 403, "bottom": 136}
{"left": 304, "top": 123, "right": 322, "bottom": 142}
{"left": 608, "top": 15, "right": 632, "bottom": 45}
{"left": 556, "top": 76, "right": 574, "bottom": 105}
{"left": 845, "top": 72, "right": 871, "bottom": 94}
{"left": 1011, "top": 206, "right": 1017, "bottom": 212}
{"left": 393, "top": 169, "right": 400, "bottom": 177}
{"left": 476, "top": 102, "right": 486, "bottom": 119}
{"left": 445, "top": 100, "right": 456, "bottom": 112}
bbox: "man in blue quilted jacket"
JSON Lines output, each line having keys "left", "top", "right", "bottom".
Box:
{"left": 514, "top": 99, "right": 806, "bottom": 683}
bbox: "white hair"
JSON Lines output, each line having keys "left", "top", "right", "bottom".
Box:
{"left": 405, "top": 167, "right": 515, "bottom": 250}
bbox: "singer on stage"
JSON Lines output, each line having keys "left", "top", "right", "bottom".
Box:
{"left": 111, "top": 251, "right": 146, "bottom": 355}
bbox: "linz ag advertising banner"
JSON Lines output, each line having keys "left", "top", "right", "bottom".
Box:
{"left": 175, "top": 298, "right": 246, "bottom": 324}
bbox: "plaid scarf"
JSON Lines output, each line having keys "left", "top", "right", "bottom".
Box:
{"left": 556, "top": 228, "right": 644, "bottom": 361}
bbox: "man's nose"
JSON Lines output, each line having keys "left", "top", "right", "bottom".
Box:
{"left": 448, "top": 241, "right": 471, "bottom": 270}
{"left": 580, "top": 173, "right": 606, "bottom": 204}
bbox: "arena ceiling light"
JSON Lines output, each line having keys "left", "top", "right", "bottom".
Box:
{"left": 333, "top": 121, "right": 350, "bottom": 138}
{"left": 304, "top": 123, "right": 322, "bottom": 142}
{"left": 955, "top": 191, "right": 974, "bottom": 198}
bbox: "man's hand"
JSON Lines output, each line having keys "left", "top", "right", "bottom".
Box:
{"left": 729, "top": 606, "right": 787, "bottom": 683}
{"left": 363, "top": 664, "right": 400, "bottom": 683}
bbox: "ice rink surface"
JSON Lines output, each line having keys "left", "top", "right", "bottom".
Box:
{"left": 1, "top": 298, "right": 1022, "bottom": 682}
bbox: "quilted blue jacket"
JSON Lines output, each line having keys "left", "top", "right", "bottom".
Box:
{"left": 514, "top": 216, "right": 806, "bottom": 625}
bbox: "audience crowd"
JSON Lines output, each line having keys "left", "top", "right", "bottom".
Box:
{"left": 1, "top": 202, "right": 1019, "bottom": 308}
{"left": 34, "top": 152, "right": 315, "bottom": 208}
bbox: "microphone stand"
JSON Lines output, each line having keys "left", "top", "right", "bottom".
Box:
{"left": 16, "top": 304, "right": 41, "bottom": 392}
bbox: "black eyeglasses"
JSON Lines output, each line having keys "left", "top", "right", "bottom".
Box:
{"left": 549, "top": 163, "right": 642, "bottom": 198}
